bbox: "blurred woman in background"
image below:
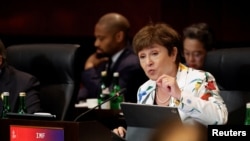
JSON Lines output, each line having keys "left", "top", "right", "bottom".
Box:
{"left": 182, "top": 22, "right": 215, "bottom": 70}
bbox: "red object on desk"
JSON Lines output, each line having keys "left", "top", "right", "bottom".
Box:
{"left": 10, "top": 125, "right": 64, "bottom": 141}
{"left": 0, "top": 118, "right": 113, "bottom": 141}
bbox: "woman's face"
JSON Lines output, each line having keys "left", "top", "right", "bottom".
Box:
{"left": 138, "top": 44, "right": 177, "bottom": 81}
{"left": 183, "top": 38, "right": 206, "bottom": 70}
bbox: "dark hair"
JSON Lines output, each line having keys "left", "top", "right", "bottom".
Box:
{"left": 183, "top": 22, "right": 215, "bottom": 51}
{"left": 97, "top": 13, "right": 130, "bottom": 41}
{"left": 132, "top": 22, "right": 181, "bottom": 65}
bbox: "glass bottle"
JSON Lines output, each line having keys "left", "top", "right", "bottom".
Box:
{"left": 244, "top": 102, "right": 250, "bottom": 125}
{"left": 98, "top": 71, "right": 111, "bottom": 109}
{"left": 18, "top": 92, "right": 27, "bottom": 114}
{"left": 1, "top": 92, "right": 11, "bottom": 118}
{"left": 110, "top": 72, "right": 123, "bottom": 110}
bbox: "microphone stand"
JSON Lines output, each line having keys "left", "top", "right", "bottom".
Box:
{"left": 74, "top": 88, "right": 126, "bottom": 122}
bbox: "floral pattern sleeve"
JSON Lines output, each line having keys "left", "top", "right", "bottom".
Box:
{"left": 177, "top": 70, "right": 228, "bottom": 125}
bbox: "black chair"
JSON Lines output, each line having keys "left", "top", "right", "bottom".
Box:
{"left": 6, "top": 44, "right": 84, "bottom": 121}
{"left": 204, "top": 47, "right": 250, "bottom": 124}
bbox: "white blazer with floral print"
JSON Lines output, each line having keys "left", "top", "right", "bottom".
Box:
{"left": 137, "top": 63, "right": 228, "bottom": 126}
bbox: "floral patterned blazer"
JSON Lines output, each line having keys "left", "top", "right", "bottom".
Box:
{"left": 137, "top": 63, "right": 228, "bottom": 126}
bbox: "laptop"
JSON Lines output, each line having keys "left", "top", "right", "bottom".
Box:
{"left": 120, "top": 102, "right": 181, "bottom": 141}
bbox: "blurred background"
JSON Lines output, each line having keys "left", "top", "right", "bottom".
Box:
{"left": 0, "top": 0, "right": 249, "bottom": 49}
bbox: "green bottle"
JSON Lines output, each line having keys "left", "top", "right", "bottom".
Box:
{"left": 98, "top": 71, "right": 111, "bottom": 109}
{"left": 18, "top": 92, "right": 27, "bottom": 114}
{"left": 245, "top": 102, "right": 250, "bottom": 125}
{"left": 110, "top": 72, "right": 123, "bottom": 110}
{"left": 1, "top": 92, "right": 11, "bottom": 118}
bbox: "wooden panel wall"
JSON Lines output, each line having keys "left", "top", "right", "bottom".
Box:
{"left": 0, "top": 0, "right": 249, "bottom": 47}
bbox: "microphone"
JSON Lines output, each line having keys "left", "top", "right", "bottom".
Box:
{"left": 73, "top": 88, "right": 126, "bottom": 122}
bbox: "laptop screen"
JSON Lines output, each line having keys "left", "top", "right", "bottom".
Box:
{"left": 120, "top": 102, "right": 181, "bottom": 141}
{"left": 121, "top": 102, "right": 181, "bottom": 128}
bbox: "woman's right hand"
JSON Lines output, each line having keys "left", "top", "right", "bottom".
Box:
{"left": 112, "top": 126, "right": 127, "bottom": 138}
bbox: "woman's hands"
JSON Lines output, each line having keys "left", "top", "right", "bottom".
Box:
{"left": 112, "top": 126, "right": 127, "bottom": 138}
{"left": 156, "top": 74, "right": 181, "bottom": 100}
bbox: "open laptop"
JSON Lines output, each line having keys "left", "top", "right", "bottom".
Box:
{"left": 120, "top": 102, "right": 181, "bottom": 141}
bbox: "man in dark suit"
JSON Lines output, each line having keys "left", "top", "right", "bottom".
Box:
{"left": 0, "top": 40, "right": 42, "bottom": 116}
{"left": 77, "top": 13, "right": 147, "bottom": 103}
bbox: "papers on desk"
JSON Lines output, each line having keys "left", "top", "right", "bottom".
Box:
{"left": 34, "top": 112, "right": 53, "bottom": 115}
{"left": 75, "top": 98, "right": 99, "bottom": 108}
{"left": 75, "top": 101, "right": 88, "bottom": 108}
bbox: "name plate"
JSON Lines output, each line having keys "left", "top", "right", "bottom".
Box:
{"left": 10, "top": 125, "right": 64, "bottom": 141}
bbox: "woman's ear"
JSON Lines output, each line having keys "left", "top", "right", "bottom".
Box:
{"left": 172, "top": 47, "right": 178, "bottom": 61}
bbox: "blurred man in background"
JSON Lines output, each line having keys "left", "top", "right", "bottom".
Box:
{"left": 77, "top": 12, "right": 147, "bottom": 103}
{"left": 0, "top": 39, "right": 42, "bottom": 116}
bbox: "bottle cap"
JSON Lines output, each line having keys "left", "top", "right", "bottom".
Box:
{"left": 113, "top": 72, "right": 119, "bottom": 77}
{"left": 247, "top": 102, "right": 250, "bottom": 108}
{"left": 101, "top": 71, "right": 107, "bottom": 76}
{"left": 19, "top": 92, "right": 26, "bottom": 97}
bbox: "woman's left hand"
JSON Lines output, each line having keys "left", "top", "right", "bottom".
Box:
{"left": 156, "top": 74, "right": 181, "bottom": 100}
